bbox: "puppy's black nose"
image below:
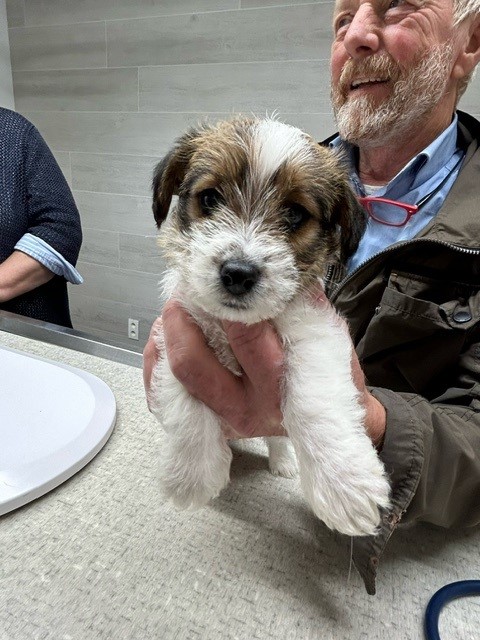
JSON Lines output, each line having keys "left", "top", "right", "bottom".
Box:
{"left": 220, "top": 260, "right": 260, "bottom": 296}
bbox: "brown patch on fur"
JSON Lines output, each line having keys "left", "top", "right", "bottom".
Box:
{"left": 152, "top": 117, "right": 366, "bottom": 278}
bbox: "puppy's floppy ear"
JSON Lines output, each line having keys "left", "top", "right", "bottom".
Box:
{"left": 152, "top": 130, "right": 198, "bottom": 227}
{"left": 332, "top": 184, "right": 367, "bottom": 263}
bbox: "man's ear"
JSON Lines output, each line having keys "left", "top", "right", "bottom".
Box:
{"left": 332, "top": 185, "right": 367, "bottom": 263}
{"left": 152, "top": 128, "right": 200, "bottom": 227}
{"left": 452, "top": 15, "right": 480, "bottom": 81}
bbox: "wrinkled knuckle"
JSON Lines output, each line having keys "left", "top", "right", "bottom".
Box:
{"left": 167, "top": 349, "right": 189, "bottom": 380}
{"left": 273, "top": 354, "right": 286, "bottom": 374}
{"left": 144, "top": 321, "right": 164, "bottom": 361}
{"left": 151, "top": 315, "right": 163, "bottom": 331}
{"left": 167, "top": 350, "right": 200, "bottom": 391}
{"left": 142, "top": 341, "right": 154, "bottom": 361}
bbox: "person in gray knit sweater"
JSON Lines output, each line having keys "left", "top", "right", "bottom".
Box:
{"left": 0, "top": 108, "right": 82, "bottom": 327}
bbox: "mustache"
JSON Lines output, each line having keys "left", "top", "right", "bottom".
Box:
{"left": 337, "top": 54, "right": 402, "bottom": 94}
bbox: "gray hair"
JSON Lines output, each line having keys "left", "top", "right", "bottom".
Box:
{"left": 453, "top": 0, "right": 480, "bottom": 24}
{"left": 453, "top": 0, "right": 480, "bottom": 101}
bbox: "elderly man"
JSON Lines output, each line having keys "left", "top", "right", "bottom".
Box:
{"left": 144, "top": 0, "right": 480, "bottom": 593}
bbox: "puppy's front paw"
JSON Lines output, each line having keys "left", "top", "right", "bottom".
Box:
{"left": 269, "top": 456, "right": 298, "bottom": 479}
{"left": 325, "top": 471, "right": 390, "bottom": 537}
{"left": 301, "top": 453, "right": 390, "bottom": 537}
{"left": 266, "top": 436, "right": 298, "bottom": 478}
{"left": 160, "top": 442, "right": 233, "bottom": 510}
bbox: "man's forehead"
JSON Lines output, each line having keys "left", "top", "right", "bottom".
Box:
{"left": 333, "top": 0, "right": 363, "bottom": 16}
{"left": 333, "top": 0, "right": 429, "bottom": 12}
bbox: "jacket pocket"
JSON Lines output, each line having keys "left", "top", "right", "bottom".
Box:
{"left": 357, "top": 271, "right": 480, "bottom": 395}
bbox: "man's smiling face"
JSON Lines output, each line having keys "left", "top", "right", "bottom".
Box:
{"left": 329, "top": 0, "right": 461, "bottom": 146}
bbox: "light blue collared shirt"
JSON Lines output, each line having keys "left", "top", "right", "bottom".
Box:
{"left": 330, "top": 114, "right": 464, "bottom": 273}
{"left": 14, "top": 233, "right": 83, "bottom": 284}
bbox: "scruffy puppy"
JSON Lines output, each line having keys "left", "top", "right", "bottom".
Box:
{"left": 149, "top": 117, "right": 390, "bottom": 536}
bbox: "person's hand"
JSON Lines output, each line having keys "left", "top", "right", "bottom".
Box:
{"left": 143, "top": 316, "right": 164, "bottom": 412}
{"left": 143, "top": 294, "right": 386, "bottom": 447}
{"left": 349, "top": 339, "right": 386, "bottom": 449}
{"left": 144, "top": 299, "right": 286, "bottom": 438}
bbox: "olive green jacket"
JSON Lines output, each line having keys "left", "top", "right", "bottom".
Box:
{"left": 325, "top": 110, "right": 480, "bottom": 595}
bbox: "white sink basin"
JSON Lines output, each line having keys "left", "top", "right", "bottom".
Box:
{"left": 0, "top": 344, "right": 116, "bottom": 515}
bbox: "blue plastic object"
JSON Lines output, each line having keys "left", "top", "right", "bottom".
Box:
{"left": 424, "top": 580, "right": 480, "bottom": 640}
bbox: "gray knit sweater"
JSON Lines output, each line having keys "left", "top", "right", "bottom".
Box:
{"left": 0, "top": 108, "right": 82, "bottom": 327}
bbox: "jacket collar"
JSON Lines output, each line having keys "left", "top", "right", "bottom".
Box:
{"left": 415, "top": 111, "right": 480, "bottom": 250}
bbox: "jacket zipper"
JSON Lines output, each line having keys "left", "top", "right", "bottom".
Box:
{"left": 329, "top": 238, "right": 480, "bottom": 304}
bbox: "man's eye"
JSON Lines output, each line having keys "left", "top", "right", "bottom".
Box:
{"left": 198, "top": 188, "right": 223, "bottom": 215}
{"left": 285, "top": 203, "right": 311, "bottom": 231}
{"left": 387, "top": 0, "right": 405, "bottom": 9}
{"left": 334, "top": 14, "right": 353, "bottom": 33}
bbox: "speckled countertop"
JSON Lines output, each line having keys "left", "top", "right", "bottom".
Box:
{"left": 0, "top": 330, "right": 479, "bottom": 640}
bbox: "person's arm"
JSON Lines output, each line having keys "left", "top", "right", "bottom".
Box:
{"left": 143, "top": 297, "right": 386, "bottom": 445}
{"left": 372, "top": 333, "right": 480, "bottom": 529}
{"left": 351, "top": 349, "right": 480, "bottom": 594}
{"left": 14, "top": 234, "right": 83, "bottom": 284}
{"left": 23, "top": 124, "right": 82, "bottom": 267}
{"left": 0, "top": 250, "right": 53, "bottom": 303}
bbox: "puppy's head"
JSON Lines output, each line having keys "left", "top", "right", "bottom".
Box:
{"left": 153, "top": 117, "right": 365, "bottom": 322}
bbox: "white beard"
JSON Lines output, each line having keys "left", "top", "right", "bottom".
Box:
{"left": 331, "top": 42, "right": 455, "bottom": 147}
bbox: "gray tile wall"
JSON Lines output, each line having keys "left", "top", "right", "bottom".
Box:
{"left": 0, "top": 0, "right": 14, "bottom": 109}
{"left": 6, "top": 0, "right": 480, "bottom": 350}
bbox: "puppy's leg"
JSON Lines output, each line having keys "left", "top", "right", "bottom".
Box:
{"left": 284, "top": 394, "right": 390, "bottom": 536}
{"left": 281, "top": 315, "right": 390, "bottom": 536}
{"left": 151, "top": 360, "right": 232, "bottom": 509}
{"left": 265, "top": 436, "right": 297, "bottom": 478}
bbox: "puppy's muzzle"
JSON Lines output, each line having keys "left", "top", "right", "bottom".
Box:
{"left": 220, "top": 260, "right": 261, "bottom": 296}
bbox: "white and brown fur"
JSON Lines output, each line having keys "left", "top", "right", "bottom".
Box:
{"left": 149, "top": 117, "right": 390, "bottom": 536}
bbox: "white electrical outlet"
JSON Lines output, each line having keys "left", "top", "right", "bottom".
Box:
{"left": 128, "top": 318, "right": 139, "bottom": 340}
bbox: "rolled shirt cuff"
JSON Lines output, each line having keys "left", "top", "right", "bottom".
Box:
{"left": 14, "top": 233, "right": 83, "bottom": 284}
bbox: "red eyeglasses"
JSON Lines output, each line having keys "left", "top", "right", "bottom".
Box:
{"left": 358, "top": 196, "right": 418, "bottom": 227}
{"left": 357, "top": 154, "right": 464, "bottom": 227}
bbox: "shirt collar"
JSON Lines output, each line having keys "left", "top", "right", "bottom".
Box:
{"left": 329, "top": 113, "right": 459, "bottom": 197}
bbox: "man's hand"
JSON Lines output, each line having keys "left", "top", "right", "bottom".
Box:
{"left": 143, "top": 297, "right": 386, "bottom": 447}
{"left": 143, "top": 299, "right": 285, "bottom": 438}
{"left": 350, "top": 341, "right": 387, "bottom": 449}
{"left": 143, "top": 315, "right": 164, "bottom": 411}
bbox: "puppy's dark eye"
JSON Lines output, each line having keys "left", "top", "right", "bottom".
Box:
{"left": 198, "top": 188, "right": 223, "bottom": 216}
{"left": 285, "top": 203, "right": 311, "bottom": 232}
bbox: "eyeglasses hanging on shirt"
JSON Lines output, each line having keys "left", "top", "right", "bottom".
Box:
{"left": 358, "top": 153, "right": 464, "bottom": 227}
